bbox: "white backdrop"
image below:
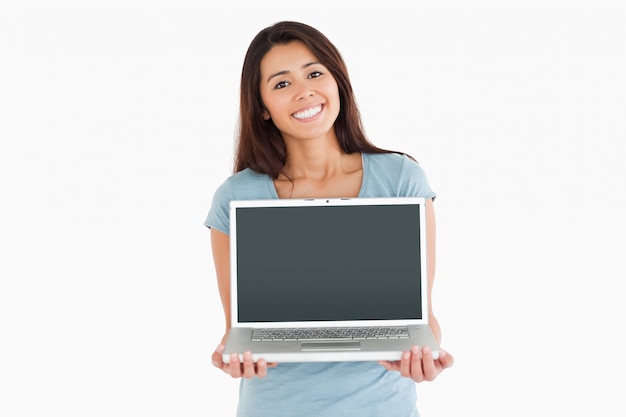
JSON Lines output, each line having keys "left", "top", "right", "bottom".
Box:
{"left": 2, "top": 1, "right": 625, "bottom": 416}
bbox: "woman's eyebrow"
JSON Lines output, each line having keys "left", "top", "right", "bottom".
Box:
{"left": 266, "top": 62, "right": 320, "bottom": 84}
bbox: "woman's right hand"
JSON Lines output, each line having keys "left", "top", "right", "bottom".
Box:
{"left": 212, "top": 344, "right": 277, "bottom": 379}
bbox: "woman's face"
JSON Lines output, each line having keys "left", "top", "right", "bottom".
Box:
{"left": 259, "top": 41, "right": 340, "bottom": 144}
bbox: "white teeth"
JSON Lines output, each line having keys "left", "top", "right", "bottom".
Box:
{"left": 292, "top": 105, "right": 322, "bottom": 120}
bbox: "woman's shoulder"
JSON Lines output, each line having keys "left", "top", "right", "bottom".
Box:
{"left": 213, "top": 168, "right": 275, "bottom": 200}
{"left": 220, "top": 168, "right": 267, "bottom": 187}
{"left": 364, "top": 152, "right": 423, "bottom": 176}
{"left": 206, "top": 168, "right": 276, "bottom": 232}
{"left": 362, "top": 152, "right": 435, "bottom": 198}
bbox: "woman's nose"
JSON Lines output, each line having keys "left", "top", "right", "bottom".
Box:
{"left": 295, "top": 82, "right": 314, "bottom": 100}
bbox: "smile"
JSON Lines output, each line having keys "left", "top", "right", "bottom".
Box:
{"left": 292, "top": 104, "right": 323, "bottom": 120}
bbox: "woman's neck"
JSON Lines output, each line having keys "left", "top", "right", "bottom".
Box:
{"left": 281, "top": 134, "right": 350, "bottom": 180}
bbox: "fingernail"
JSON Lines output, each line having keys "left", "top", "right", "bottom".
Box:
{"left": 423, "top": 346, "right": 430, "bottom": 355}
{"left": 411, "top": 346, "right": 420, "bottom": 354}
{"left": 403, "top": 351, "right": 411, "bottom": 360}
{"left": 244, "top": 351, "right": 252, "bottom": 360}
{"left": 216, "top": 344, "right": 225, "bottom": 353}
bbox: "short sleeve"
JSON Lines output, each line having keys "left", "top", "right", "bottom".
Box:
{"left": 204, "top": 180, "right": 234, "bottom": 235}
{"left": 397, "top": 155, "right": 437, "bottom": 200}
{"left": 203, "top": 169, "right": 278, "bottom": 235}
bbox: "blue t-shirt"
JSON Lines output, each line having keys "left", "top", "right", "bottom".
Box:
{"left": 205, "top": 152, "right": 436, "bottom": 417}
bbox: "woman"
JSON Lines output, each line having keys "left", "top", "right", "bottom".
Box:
{"left": 206, "top": 21, "right": 454, "bottom": 417}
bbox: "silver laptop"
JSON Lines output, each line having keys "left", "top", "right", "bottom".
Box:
{"left": 222, "top": 197, "right": 439, "bottom": 363}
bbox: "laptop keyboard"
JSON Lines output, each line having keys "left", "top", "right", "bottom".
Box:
{"left": 252, "top": 326, "right": 410, "bottom": 341}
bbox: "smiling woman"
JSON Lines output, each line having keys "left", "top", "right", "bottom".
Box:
{"left": 259, "top": 41, "right": 341, "bottom": 147}
{"left": 235, "top": 21, "right": 399, "bottom": 180}
{"left": 204, "top": 20, "right": 454, "bottom": 417}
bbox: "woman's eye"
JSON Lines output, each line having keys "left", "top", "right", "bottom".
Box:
{"left": 308, "top": 71, "right": 322, "bottom": 78}
{"left": 275, "top": 81, "right": 290, "bottom": 89}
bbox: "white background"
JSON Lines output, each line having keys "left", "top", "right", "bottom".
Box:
{"left": 2, "top": 0, "right": 625, "bottom": 416}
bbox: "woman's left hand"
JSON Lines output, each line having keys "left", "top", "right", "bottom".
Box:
{"left": 378, "top": 346, "right": 454, "bottom": 382}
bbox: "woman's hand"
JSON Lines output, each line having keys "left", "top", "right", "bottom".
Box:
{"left": 378, "top": 346, "right": 454, "bottom": 382}
{"left": 211, "top": 344, "right": 277, "bottom": 379}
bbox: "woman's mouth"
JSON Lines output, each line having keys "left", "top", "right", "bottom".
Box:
{"left": 292, "top": 104, "right": 323, "bottom": 120}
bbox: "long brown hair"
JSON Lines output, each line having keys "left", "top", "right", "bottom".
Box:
{"left": 234, "top": 21, "right": 397, "bottom": 178}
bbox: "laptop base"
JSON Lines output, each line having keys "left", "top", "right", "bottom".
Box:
{"left": 222, "top": 326, "right": 439, "bottom": 363}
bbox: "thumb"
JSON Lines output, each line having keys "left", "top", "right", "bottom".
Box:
{"left": 212, "top": 344, "right": 225, "bottom": 368}
{"left": 438, "top": 348, "right": 454, "bottom": 369}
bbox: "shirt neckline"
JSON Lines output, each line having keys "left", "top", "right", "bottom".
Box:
{"left": 265, "top": 153, "right": 369, "bottom": 199}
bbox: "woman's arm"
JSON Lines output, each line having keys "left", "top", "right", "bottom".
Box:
{"left": 210, "top": 228, "right": 275, "bottom": 378}
{"left": 426, "top": 198, "right": 442, "bottom": 344}
{"left": 211, "top": 228, "right": 232, "bottom": 340}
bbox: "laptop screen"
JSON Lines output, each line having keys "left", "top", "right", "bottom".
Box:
{"left": 234, "top": 203, "right": 424, "bottom": 323}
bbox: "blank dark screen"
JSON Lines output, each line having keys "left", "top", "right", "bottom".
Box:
{"left": 235, "top": 204, "right": 423, "bottom": 322}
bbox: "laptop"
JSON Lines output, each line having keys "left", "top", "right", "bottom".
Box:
{"left": 222, "top": 197, "right": 440, "bottom": 363}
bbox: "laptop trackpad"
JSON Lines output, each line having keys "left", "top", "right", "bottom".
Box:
{"left": 300, "top": 342, "right": 361, "bottom": 351}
